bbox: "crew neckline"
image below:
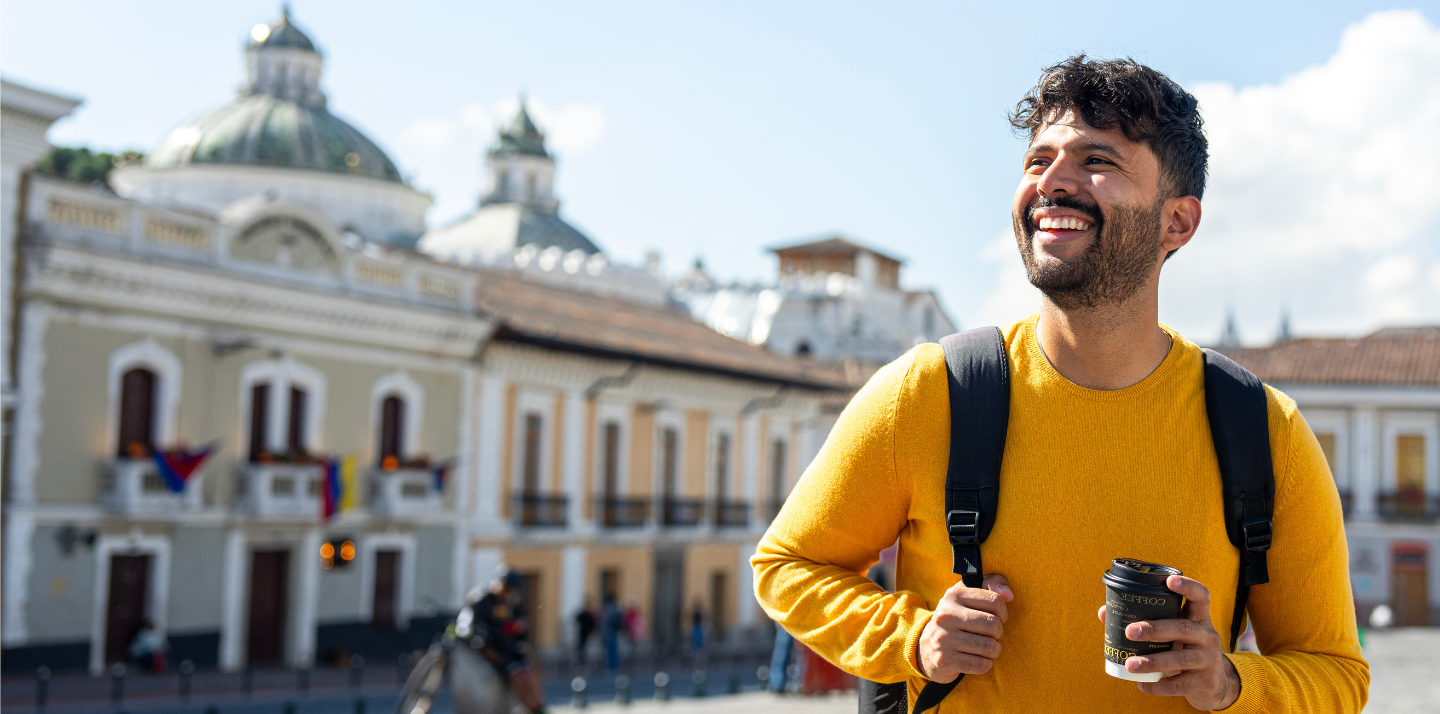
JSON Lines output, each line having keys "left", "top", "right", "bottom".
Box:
{"left": 1019, "top": 313, "right": 1189, "bottom": 402}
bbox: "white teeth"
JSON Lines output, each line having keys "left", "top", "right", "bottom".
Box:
{"left": 1037, "top": 216, "right": 1091, "bottom": 231}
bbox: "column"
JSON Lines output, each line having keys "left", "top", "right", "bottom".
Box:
{"left": 1, "top": 512, "right": 35, "bottom": 646}
{"left": 292, "top": 527, "right": 322, "bottom": 667}
{"left": 743, "top": 415, "right": 761, "bottom": 533}
{"left": 559, "top": 546, "right": 587, "bottom": 648}
{"left": 474, "top": 376, "right": 507, "bottom": 534}
{"left": 1352, "top": 408, "right": 1378, "bottom": 520}
{"left": 218, "top": 528, "right": 246, "bottom": 671}
{"left": 736, "top": 540, "right": 759, "bottom": 628}
{"left": 451, "top": 368, "right": 481, "bottom": 608}
{"left": 562, "top": 390, "right": 590, "bottom": 532}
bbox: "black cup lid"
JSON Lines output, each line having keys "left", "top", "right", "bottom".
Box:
{"left": 1107, "top": 558, "right": 1182, "bottom": 588}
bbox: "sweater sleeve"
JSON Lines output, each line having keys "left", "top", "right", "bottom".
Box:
{"left": 751, "top": 349, "right": 931, "bottom": 683}
{"left": 1220, "top": 391, "right": 1369, "bottom": 713}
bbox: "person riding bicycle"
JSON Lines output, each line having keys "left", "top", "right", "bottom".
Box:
{"left": 459, "top": 567, "right": 548, "bottom": 714}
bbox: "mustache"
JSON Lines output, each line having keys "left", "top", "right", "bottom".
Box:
{"left": 1024, "top": 196, "right": 1104, "bottom": 229}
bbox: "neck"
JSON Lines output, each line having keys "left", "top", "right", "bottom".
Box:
{"left": 1034, "top": 287, "right": 1171, "bottom": 390}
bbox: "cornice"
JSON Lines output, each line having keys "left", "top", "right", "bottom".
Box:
{"left": 25, "top": 245, "right": 495, "bottom": 359}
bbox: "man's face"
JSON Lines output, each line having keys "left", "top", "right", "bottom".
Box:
{"left": 1011, "top": 111, "right": 1168, "bottom": 310}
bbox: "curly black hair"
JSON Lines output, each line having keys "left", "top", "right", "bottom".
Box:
{"left": 1011, "top": 55, "right": 1208, "bottom": 200}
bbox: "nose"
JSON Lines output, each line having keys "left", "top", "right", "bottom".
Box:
{"left": 1036, "top": 155, "right": 1080, "bottom": 198}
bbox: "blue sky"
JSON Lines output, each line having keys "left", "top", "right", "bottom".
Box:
{"left": 5, "top": 1, "right": 1439, "bottom": 344}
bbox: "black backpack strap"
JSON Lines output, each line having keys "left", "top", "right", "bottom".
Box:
{"left": 909, "top": 327, "right": 1010, "bottom": 713}
{"left": 1202, "top": 349, "right": 1275, "bottom": 653}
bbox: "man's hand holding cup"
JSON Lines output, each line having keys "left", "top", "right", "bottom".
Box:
{"left": 917, "top": 574, "right": 1013, "bottom": 683}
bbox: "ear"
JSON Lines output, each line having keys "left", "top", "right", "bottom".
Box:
{"left": 1160, "top": 195, "right": 1202, "bottom": 253}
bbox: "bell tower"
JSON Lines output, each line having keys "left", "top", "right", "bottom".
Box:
{"left": 481, "top": 99, "right": 559, "bottom": 213}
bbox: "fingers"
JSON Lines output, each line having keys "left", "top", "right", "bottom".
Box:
{"left": 1126, "top": 646, "right": 1212, "bottom": 675}
{"left": 937, "top": 629, "right": 1003, "bottom": 660}
{"left": 923, "top": 648, "right": 995, "bottom": 683}
{"left": 982, "top": 574, "right": 1014, "bottom": 602}
{"left": 1135, "top": 670, "right": 1206, "bottom": 697}
{"left": 933, "top": 602, "right": 1004, "bottom": 639}
{"left": 1166, "top": 576, "right": 1212, "bottom": 622}
{"left": 947, "top": 585, "right": 1009, "bottom": 625}
{"left": 1126, "top": 618, "right": 1221, "bottom": 649}
{"left": 1096, "top": 604, "right": 1107, "bottom": 623}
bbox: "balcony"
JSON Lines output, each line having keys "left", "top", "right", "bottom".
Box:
{"left": 714, "top": 500, "right": 751, "bottom": 528}
{"left": 661, "top": 498, "right": 705, "bottom": 527}
{"left": 238, "top": 463, "right": 324, "bottom": 518}
{"left": 370, "top": 468, "right": 443, "bottom": 517}
{"left": 764, "top": 498, "right": 787, "bottom": 522}
{"left": 598, "top": 497, "right": 651, "bottom": 528}
{"left": 100, "top": 459, "right": 201, "bottom": 516}
{"left": 515, "top": 493, "right": 568, "bottom": 527}
{"left": 1377, "top": 490, "right": 1440, "bottom": 522}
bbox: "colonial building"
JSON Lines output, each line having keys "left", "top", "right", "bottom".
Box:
{"left": 674, "top": 236, "right": 956, "bottom": 364}
{"left": 0, "top": 10, "right": 848, "bottom": 675}
{"left": 1225, "top": 328, "right": 1440, "bottom": 626}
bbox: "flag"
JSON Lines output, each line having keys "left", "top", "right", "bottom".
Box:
{"left": 321, "top": 459, "right": 342, "bottom": 521}
{"left": 432, "top": 458, "right": 454, "bottom": 492}
{"left": 151, "top": 444, "right": 215, "bottom": 493}
{"left": 339, "top": 454, "right": 359, "bottom": 511}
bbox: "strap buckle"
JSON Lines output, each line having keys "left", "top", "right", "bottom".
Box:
{"left": 1240, "top": 517, "right": 1272, "bottom": 553}
{"left": 947, "top": 510, "right": 979, "bottom": 545}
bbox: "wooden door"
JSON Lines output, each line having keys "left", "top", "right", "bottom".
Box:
{"left": 247, "top": 550, "right": 290, "bottom": 664}
{"left": 372, "top": 550, "right": 399, "bottom": 628}
{"left": 104, "top": 554, "right": 151, "bottom": 664}
{"left": 709, "top": 571, "right": 728, "bottom": 643}
{"left": 651, "top": 548, "right": 684, "bottom": 649}
{"left": 1392, "top": 544, "right": 1430, "bottom": 626}
{"left": 117, "top": 369, "right": 156, "bottom": 457}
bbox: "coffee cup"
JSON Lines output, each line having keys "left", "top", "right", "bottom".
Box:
{"left": 1101, "top": 558, "right": 1185, "bottom": 682}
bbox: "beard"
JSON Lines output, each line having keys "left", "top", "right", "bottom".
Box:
{"left": 1013, "top": 195, "right": 1164, "bottom": 310}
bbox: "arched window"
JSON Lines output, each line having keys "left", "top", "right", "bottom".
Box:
{"left": 378, "top": 395, "right": 405, "bottom": 465}
{"left": 287, "top": 386, "right": 309, "bottom": 455}
{"left": 714, "top": 433, "right": 731, "bottom": 501}
{"left": 248, "top": 383, "right": 271, "bottom": 462}
{"left": 116, "top": 368, "right": 157, "bottom": 457}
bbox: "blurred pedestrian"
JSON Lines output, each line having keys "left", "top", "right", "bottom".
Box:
{"left": 601, "top": 596, "right": 622, "bottom": 672}
{"left": 622, "top": 597, "right": 645, "bottom": 643}
{"left": 575, "top": 597, "right": 596, "bottom": 665}
{"left": 129, "top": 619, "right": 169, "bottom": 673}
{"left": 465, "top": 567, "right": 548, "bottom": 714}
{"left": 688, "top": 599, "right": 706, "bottom": 657}
{"left": 767, "top": 624, "right": 793, "bottom": 693}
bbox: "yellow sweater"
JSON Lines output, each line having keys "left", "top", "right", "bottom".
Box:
{"left": 753, "top": 316, "right": 1368, "bottom": 713}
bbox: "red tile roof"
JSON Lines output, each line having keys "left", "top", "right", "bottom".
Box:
{"left": 1221, "top": 327, "right": 1440, "bottom": 387}
{"left": 474, "top": 268, "right": 853, "bottom": 391}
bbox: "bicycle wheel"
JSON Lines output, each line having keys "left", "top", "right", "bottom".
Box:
{"left": 395, "top": 644, "right": 449, "bottom": 714}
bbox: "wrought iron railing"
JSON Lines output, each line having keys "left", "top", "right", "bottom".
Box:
{"left": 598, "top": 497, "right": 651, "bottom": 527}
{"left": 1376, "top": 489, "right": 1439, "bottom": 522}
{"left": 515, "top": 493, "right": 569, "bottom": 527}
{"left": 661, "top": 498, "right": 705, "bottom": 526}
{"left": 713, "top": 500, "right": 751, "bottom": 527}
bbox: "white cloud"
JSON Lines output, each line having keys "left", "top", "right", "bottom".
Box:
{"left": 973, "top": 230, "right": 1042, "bottom": 326}
{"left": 397, "top": 97, "right": 607, "bottom": 225}
{"left": 974, "top": 9, "right": 1440, "bottom": 344}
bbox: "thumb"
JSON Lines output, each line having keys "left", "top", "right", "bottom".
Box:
{"left": 982, "top": 573, "right": 1014, "bottom": 602}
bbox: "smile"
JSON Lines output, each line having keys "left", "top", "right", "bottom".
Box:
{"left": 1036, "top": 216, "right": 1093, "bottom": 231}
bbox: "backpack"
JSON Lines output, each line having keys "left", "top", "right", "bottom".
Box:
{"left": 859, "top": 327, "right": 1275, "bottom": 714}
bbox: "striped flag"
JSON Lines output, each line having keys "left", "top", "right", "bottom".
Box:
{"left": 151, "top": 444, "right": 215, "bottom": 493}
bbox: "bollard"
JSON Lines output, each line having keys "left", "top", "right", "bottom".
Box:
{"left": 570, "top": 676, "right": 588, "bottom": 709}
{"left": 756, "top": 665, "right": 769, "bottom": 685}
{"left": 241, "top": 665, "right": 254, "bottom": 697}
{"left": 785, "top": 663, "right": 800, "bottom": 693}
{"left": 353, "top": 696, "right": 367, "bottom": 714}
{"left": 205, "top": 707, "right": 218, "bottom": 714}
{"left": 110, "top": 662, "right": 127, "bottom": 703}
{"left": 397, "top": 653, "right": 411, "bottom": 684}
{"left": 654, "top": 671, "right": 670, "bottom": 701}
{"left": 35, "top": 665, "right": 51, "bottom": 711}
{"left": 615, "top": 675, "right": 631, "bottom": 706}
{"left": 283, "top": 701, "right": 297, "bottom": 714}
{"left": 349, "top": 654, "right": 365, "bottom": 690}
{"left": 729, "top": 671, "right": 741, "bottom": 694}
{"left": 178, "top": 659, "right": 194, "bottom": 700}
{"left": 692, "top": 669, "right": 707, "bottom": 698}
{"left": 297, "top": 667, "right": 311, "bottom": 694}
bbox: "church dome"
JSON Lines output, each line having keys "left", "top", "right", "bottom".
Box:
{"left": 142, "top": 7, "right": 402, "bottom": 184}
{"left": 145, "top": 95, "right": 403, "bottom": 183}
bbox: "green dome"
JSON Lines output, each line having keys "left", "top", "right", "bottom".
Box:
{"left": 146, "top": 94, "right": 403, "bottom": 183}
{"left": 248, "top": 8, "right": 317, "bottom": 53}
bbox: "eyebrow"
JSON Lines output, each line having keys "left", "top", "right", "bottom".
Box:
{"left": 1026, "top": 141, "right": 1127, "bottom": 159}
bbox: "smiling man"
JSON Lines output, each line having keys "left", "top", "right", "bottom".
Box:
{"left": 753, "top": 56, "right": 1368, "bottom": 712}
